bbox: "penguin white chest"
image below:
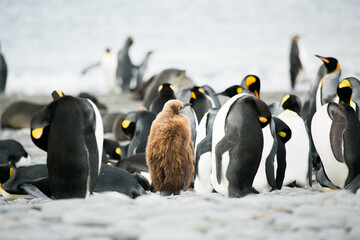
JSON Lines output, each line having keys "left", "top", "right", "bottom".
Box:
{"left": 312, "top": 104, "right": 349, "bottom": 188}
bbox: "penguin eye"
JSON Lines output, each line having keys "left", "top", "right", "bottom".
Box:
{"left": 158, "top": 85, "right": 163, "bottom": 92}
{"left": 115, "top": 147, "right": 121, "bottom": 156}
{"left": 237, "top": 87, "right": 243, "bottom": 94}
{"left": 277, "top": 131, "right": 287, "bottom": 138}
{"left": 169, "top": 84, "right": 175, "bottom": 92}
{"left": 198, "top": 88, "right": 205, "bottom": 94}
{"left": 258, "top": 116, "right": 267, "bottom": 123}
{"left": 122, "top": 120, "right": 132, "bottom": 129}
{"left": 32, "top": 127, "right": 44, "bottom": 139}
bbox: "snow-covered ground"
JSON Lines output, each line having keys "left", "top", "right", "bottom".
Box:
{"left": 1, "top": 0, "right": 360, "bottom": 95}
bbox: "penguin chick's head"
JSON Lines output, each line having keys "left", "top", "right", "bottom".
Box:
{"left": 337, "top": 79, "right": 353, "bottom": 105}
{"left": 244, "top": 75, "right": 260, "bottom": 98}
{"left": 315, "top": 55, "right": 340, "bottom": 74}
{"left": 163, "top": 100, "right": 190, "bottom": 115}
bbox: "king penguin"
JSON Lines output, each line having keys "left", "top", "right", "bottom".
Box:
{"left": 240, "top": 75, "right": 261, "bottom": 98}
{"left": 30, "top": 90, "right": 104, "bottom": 199}
{"left": 194, "top": 108, "right": 219, "bottom": 194}
{"left": 190, "top": 86, "right": 213, "bottom": 123}
{"left": 289, "top": 35, "right": 302, "bottom": 90}
{"left": 312, "top": 79, "right": 357, "bottom": 190}
{"left": 146, "top": 100, "right": 194, "bottom": 196}
{"left": 210, "top": 93, "right": 271, "bottom": 197}
{"left": 0, "top": 42, "right": 7, "bottom": 94}
{"left": 116, "top": 36, "right": 138, "bottom": 91}
{"left": 277, "top": 94, "right": 312, "bottom": 187}
{"left": 315, "top": 55, "right": 341, "bottom": 111}
{"left": 149, "top": 83, "right": 176, "bottom": 113}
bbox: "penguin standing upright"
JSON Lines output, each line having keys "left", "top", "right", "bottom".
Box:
{"left": 81, "top": 48, "right": 118, "bottom": 94}
{"left": 194, "top": 108, "right": 219, "bottom": 194}
{"left": 315, "top": 55, "right": 341, "bottom": 110}
{"left": 30, "top": 91, "right": 104, "bottom": 199}
{"left": 240, "top": 75, "right": 261, "bottom": 98}
{"left": 177, "top": 89, "right": 198, "bottom": 145}
{"left": 190, "top": 86, "right": 212, "bottom": 123}
{"left": 116, "top": 36, "right": 138, "bottom": 91}
{"left": 146, "top": 100, "right": 194, "bottom": 196}
{"left": 210, "top": 94, "right": 271, "bottom": 197}
{"left": 149, "top": 83, "right": 176, "bottom": 113}
{"left": 277, "top": 94, "right": 311, "bottom": 187}
{"left": 126, "top": 110, "right": 157, "bottom": 157}
{"left": 0, "top": 42, "right": 7, "bottom": 93}
{"left": 289, "top": 35, "right": 302, "bottom": 90}
{"left": 312, "top": 79, "right": 359, "bottom": 191}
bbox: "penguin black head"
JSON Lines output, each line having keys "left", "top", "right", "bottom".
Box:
{"left": 315, "top": 55, "right": 340, "bottom": 74}
{"left": 158, "top": 83, "right": 175, "bottom": 97}
{"left": 292, "top": 35, "right": 299, "bottom": 41}
{"left": 105, "top": 48, "right": 111, "bottom": 54}
{"left": 280, "top": 94, "right": 302, "bottom": 114}
{"left": 121, "top": 119, "right": 136, "bottom": 138}
{"left": 273, "top": 116, "right": 292, "bottom": 144}
{"left": 243, "top": 75, "right": 260, "bottom": 98}
{"left": 51, "top": 90, "right": 65, "bottom": 101}
{"left": 216, "top": 85, "right": 245, "bottom": 98}
{"left": 127, "top": 37, "right": 134, "bottom": 48}
{"left": 190, "top": 86, "right": 208, "bottom": 101}
{"left": 337, "top": 79, "right": 353, "bottom": 105}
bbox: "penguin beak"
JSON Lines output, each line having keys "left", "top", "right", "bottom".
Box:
{"left": 315, "top": 55, "right": 329, "bottom": 64}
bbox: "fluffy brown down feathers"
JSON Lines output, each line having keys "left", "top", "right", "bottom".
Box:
{"left": 146, "top": 100, "right": 194, "bottom": 192}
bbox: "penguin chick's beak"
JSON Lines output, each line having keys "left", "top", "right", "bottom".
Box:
{"left": 183, "top": 102, "right": 192, "bottom": 108}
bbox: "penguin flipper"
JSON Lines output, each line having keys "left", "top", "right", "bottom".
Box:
{"left": 345, "top": 174, "right": 360, "bottom": 193}
{"left": 24, "top": 177, "right": 53, "bottom": 198}
{"left": 275, "top": 137, "right": 286, "bottom": 190}
{"left": 328, "top": 103, "right": 346, "bottom": 163}
{"left": 195, "top": 138, "right": 211, "bottom": 176}
{"left": 316, "top": 166, "right": 340, "bottom": 190}
{"left": 19, "top": 182, "right": 51, "bottom": 200}
{"left": 215, "top": 132, "right": 238, "bottom": 184}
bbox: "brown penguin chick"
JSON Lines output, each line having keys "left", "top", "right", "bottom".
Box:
{"left": 146, "top": 99, "right": 194, "bottom": 196}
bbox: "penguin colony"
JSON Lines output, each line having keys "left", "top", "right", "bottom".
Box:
{"left": 0, "top": 35, "right": 360, "bottom": 201}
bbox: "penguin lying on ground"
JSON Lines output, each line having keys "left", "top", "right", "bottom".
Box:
{"left": 0, "top": 163, "right": 146, "bottom": 200}
{"left": 1, "top": 92, "right": 107, "bottom": 129}
{"left": 30, "top": 91, "right": 103, "bottom": 199}
{"left": 0, "top": 139, "right": 31, "bottom": 168}
{"left": 146, "top": 100, "right": 194, "bottom": 196}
